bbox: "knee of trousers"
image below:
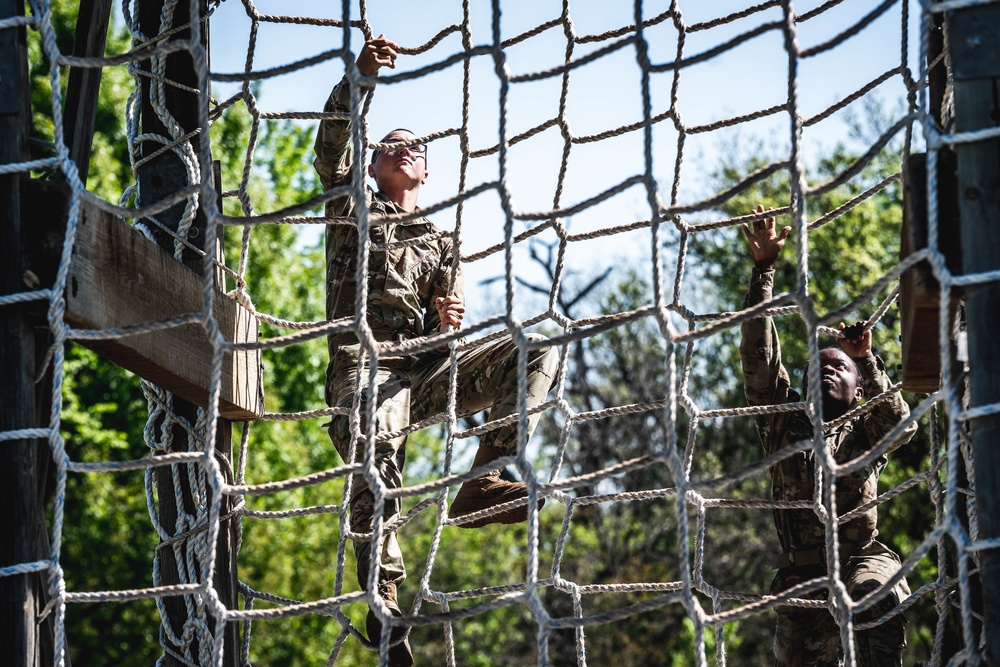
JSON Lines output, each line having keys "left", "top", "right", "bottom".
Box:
{"left": 524, "top": 333, "right": 560, "bottom": 378}
{"left": 852, "top": 578, "right": 906, "bottom": 650}
{"left": 345, "top": 486, "right": 402, "bottom": 535}
{"left": 327, "top": 386, "right": 410, "bottom": 461}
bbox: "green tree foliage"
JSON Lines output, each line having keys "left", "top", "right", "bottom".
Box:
{"left": 514, "top": 259, "right": 774, "bottom": 666}
{"left": 679, "top": 124, "right": 947, "bottom": 663}
{"left": 512, "top": 107, "right": 951, "bottom": 664}
{"left": 28, "top": 3, "right": 132, "bottom": 192}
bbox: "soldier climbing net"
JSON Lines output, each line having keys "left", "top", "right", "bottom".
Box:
{"left": 4, "top": 0, "right": 1000, "bottom": 665}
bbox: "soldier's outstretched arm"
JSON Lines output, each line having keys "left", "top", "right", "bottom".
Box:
{"left": 313, "top": 35, "right": 399, "bottom": 189}
{"left": 740, "top": 206, "right": 793, "bottom": 409}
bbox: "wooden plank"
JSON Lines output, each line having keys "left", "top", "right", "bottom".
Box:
{"left": 899, "top": 152, "right": 961, "bottom": 393}
{"left": 62, "top": 0, "right": 113, "bottom": 187}
{"left": 69, "top": 194, "right": 263, "bottom": 420}
{"left": 24, "top": 180, "right": 263, "bottom": 420}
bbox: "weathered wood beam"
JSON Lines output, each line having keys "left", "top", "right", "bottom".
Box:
{"left": 948, "top": 4, "right": 1000, "bottom": 663}
{"left": 1, "top": 0, "right": 53, "bottom": 664}
{"left": 899, "top": 151, "right": 961, "bottom": 393}
{"left": 62, "top": 0, "right": 113, "bottom": 186}
{"left": 23, "top": 180, "right": 263, "bottom": 421}
{"left": 135, "top": 0, "right": 243, "bottom": 663}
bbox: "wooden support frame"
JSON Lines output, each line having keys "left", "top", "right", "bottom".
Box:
{"left": 14, "top": 0, "right": 261, "bottom": 663}
{"left": 0, "top": 0, "right": 56, "bottom": 664}
{"left": 23, "top": 179, "right": 263, "bottom": 420}
{"left": 133, "top": 1, "right": 244, "bottom": 663}
{"left": 899, "top": 151, "right": 962, "bottom": 393}
{"left": 63, "top": 0, "right": 113, "bottom": 186}
{"left": 947, "top": 3, "right": 1000, "bottom": 663}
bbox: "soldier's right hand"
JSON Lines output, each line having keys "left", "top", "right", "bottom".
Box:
{"left": 357, "top": 34, "right": 398, "bottom": 77}
{"left": 741, "top": 204, "right": 790, "bottom": 270}
{"left": 435, "top": 295, "right": 464, "bottom": 332}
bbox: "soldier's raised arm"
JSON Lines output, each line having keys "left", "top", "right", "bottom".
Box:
{"left": 313, "top": 35, "right": 399, "bottom": 189}
{"left": 739, "top": 206, "right": 793, "bottom": 414}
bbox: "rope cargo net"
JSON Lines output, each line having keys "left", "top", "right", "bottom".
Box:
{"left": 3, "top": 0, "right": 1000, "bottom": 665}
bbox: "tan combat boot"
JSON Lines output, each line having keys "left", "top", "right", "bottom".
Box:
{"left": 448, "top": 446, "right": 544, "bottom": 528}
{"left": 366, "top": 581, "right": 413, "bottom": 667}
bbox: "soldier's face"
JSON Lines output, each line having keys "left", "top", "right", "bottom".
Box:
{"left": 817, "top": 348, "right": 863, "bottom": 419}
{"left": 369, "top": 130, "right": 428, "bottom": 190}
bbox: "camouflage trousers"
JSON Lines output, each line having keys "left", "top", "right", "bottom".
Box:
{"left": 771, "top": 541, "right": 910, "bottom": 667}
{"left": 327, "top": 333, "right": 559, "bottom": 590}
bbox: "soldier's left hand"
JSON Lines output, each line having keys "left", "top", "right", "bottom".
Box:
{"left": 436, "top": 295, "right": 464, "bottom": 331}
{"left": 838, "top": 320, "right": 872, "bottom": 359}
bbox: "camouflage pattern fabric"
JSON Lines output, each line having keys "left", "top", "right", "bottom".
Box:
{"left": 740, "top": 267, "right": 917, "bottom": 666}
{"left": 315, "top": 75, "right": 559, "bottom": 588}
{"left": 327, "top": 336, "right": 558, "bottom": 587}
{"left": 314, "top": 76, "right": 461, "bottom": 380}
{"left": 770, "top": 543, "right": 910, "bottom": 667}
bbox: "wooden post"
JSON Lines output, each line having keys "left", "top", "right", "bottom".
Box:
{"left": 210, "top": 161, "right": 242, "bottom": 665}
{"left": 135, "top": 1, "right": 240, "bottom": 665}
{"left": 900, "top": 150, "right": 961, "bottom": 392}
{"left": 0, "top": 0, "right": 50, "bottom": 664}
{"left": 63, "top": 0, "right": 113, "bottom": 187}
{"left": 947, "top": 5, "right": 1000, "bottom": 663}
{"left": 900, "top": 9, "right": 963, "bottom": 394}
{"left": 137, "top": 0, "right": 208, "bottom": 259}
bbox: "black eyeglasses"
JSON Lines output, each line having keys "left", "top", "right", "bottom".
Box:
{"left": 371, "top": 139, "right": 427, "bottom": 164}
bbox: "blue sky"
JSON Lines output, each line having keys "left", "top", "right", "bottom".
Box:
{"left": 203, "top": 0, "right": 922, "bottom": 322}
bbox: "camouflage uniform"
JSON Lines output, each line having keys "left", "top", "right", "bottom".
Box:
{"left": 740, "top": 267, "right": 917, "bottom": 667}
{"left": 314, "top": 76, "right": 559, "bottom": 589}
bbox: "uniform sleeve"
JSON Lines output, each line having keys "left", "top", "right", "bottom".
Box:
{"left": 313, "top": 75, "right": 364, "bottom": 190}
{"left": 740, "top": 267, "right": 797, "bottom": 455}
{"left": 422, "top": 236, "right": 464, "bottom": 335}
{"left": 740, "top": 267, "right": 794, "bottom": 408}
{"left": 856, "top": 354, "right": 917, "bottom": 453}
{"left": 315, "top": 76, "right": 370, "bottom": 324}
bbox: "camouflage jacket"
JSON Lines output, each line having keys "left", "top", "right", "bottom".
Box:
{"left": 313, "top": 75, "right": 463, "bottom": 367}
{"left": 740, "top": 267, "right": 916, "bottom": 553}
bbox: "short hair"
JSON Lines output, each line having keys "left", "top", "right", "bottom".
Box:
{"left": 370, "top": 128, "right": 425, "bottom": 165}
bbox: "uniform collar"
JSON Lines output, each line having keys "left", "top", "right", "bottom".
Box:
{"left": 824, "top": 418, "right": 855, "bottom": 439}
{"left": 374, "top": 189, "right": 423, "bottom": 221}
